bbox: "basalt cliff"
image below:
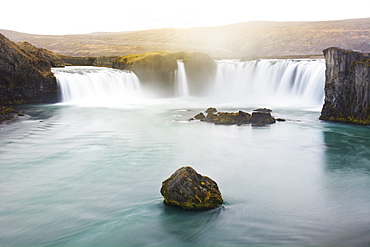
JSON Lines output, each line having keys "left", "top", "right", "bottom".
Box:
{"left": 320, "top": 47, "right": 370, "bottom": 124}
{"left": 0, "top": 33, "right": 60, "bottom": 105}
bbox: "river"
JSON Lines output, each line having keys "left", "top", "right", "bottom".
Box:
{"left": 0, "top": 61, "right": 369, "bottom": 246}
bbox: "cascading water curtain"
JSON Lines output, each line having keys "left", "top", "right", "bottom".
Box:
{"left": 52, "top": 67, "right": 142, "bottom": 106}
{"left": 210, "top": 59, "right": 325, "bottom": 107}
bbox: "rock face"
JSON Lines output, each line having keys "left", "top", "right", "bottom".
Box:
{"left": 114, "top": 51, "right": 179, "bottom": 96}
{"left": 113, "top": 51, "right": 217, "bottom": 97}
{"left": 183, "top": 52, "right": 217, "bottom": 95}
{"left": 0, "top": 33, "right": 58, "bottom": 105}
{"left": 320, "top": 47, "right": 370, "bottom": 125}
{"left": 251, "top": 109, "right": 276, "bottom": 126}
{"left": 160, "top": 166, "right": 223, "bottom": 210}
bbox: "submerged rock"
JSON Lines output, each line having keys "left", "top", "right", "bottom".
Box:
{"left": 275, "top": 118, "right": 286, "bottom": 122}
{"left": 160, "top": 166, "right": 223, "bottom": 210}
{"left": 0, "top": 106, "right": 24, "bottom": 123}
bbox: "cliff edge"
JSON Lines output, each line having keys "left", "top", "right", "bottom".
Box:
{"left": 320, "top": 47, "right": 370, "bottom": 124}
{"left": 114, "top": 51, "right": 216, "bottom": 96}
{"left": 0, "top": 33, "right": 58, "bottom": 105}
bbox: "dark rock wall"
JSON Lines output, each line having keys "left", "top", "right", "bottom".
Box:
{"left": 320, "top": 47, "right": 370, "bottom": 124}
{"left": 60, "top": 55, "right": 118, "bottom": 67}
{"left": 183, "top": 52, "right": 217, "bottom": 95}
{"left": 0, "top": 34, "right": 58, "bottom": 104}
{"left": 114, "top": 52, "right": 178, "bottom": 96}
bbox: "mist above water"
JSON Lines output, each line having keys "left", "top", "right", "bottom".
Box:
{"left": 209, "top": 59, "right": 325, "bottom": 107}
{"left": 52, "top": 66, "right": 142, "bottom": 106}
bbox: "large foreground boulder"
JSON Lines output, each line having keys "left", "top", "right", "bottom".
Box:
{"left": 160, "top": 166, "right": 223, "bottom": 210}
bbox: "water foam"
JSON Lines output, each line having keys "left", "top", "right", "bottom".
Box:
{"left": 54, "top": 59, "right": 325, "bottom": 108}
{"left": 209, "top": 59, "right": 325, "bottom": 107}
{"left": 52, "top": 66, "right": 142, "bottom": 106}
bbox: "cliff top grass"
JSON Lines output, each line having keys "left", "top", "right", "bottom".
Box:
{"left": 117, "top": 51, "right": 190, "bottom": 66}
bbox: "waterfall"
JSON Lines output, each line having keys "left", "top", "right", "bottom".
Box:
{"left": 210, "top": 59, "right": 325, "bottom": 107}
{"left": 175, "top": 61, "right": 189, "bottom": 97}
{"left": 52, "top": 66, "right": 142, "bottom": 106}
{"left": 52, "top": 59, "right": 325, "bottom": 108}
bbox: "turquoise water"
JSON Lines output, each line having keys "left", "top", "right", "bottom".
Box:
{"left": 1, "top": 101, "right": 370, "bottom": 246}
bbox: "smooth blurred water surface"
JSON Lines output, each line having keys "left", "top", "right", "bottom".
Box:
{"left": 1, "top": 101, "right": 370, "bottom": 247}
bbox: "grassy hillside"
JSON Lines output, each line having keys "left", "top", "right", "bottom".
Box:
{"left": 1, "top": 18, "right": 370, "bottom": 58}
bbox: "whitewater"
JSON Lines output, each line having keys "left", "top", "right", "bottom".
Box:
{"left": 53, "top": 59, "right": 325, "bottom": 109}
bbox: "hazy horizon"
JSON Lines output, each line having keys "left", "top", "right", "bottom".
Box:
{"left": 2, "top": 0, "right": 370, "bottom": 35}
{"left": 3, "top": 17, "right": 370, "bottom": 37}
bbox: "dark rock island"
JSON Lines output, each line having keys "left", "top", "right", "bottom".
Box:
{"left": 191, "top": 107, "right": 277, "bottom": 126}
{"left": 161, "top": 166, "right": 223, "bottom": 210}
{"left": 320, "top": 47, "right": 370, "bottom": 125}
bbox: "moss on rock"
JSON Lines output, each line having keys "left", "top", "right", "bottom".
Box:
{"left": 160, "top": 166, "right": 223, "bottom": 210}
{"left": 0, "top": 106, "right": 24, "bottom": 123}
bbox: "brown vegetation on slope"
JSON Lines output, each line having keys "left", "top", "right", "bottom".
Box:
{"left": 1, "top": 18, "right": 370, "bottom": 58}
{"left": 0, "top": 34, "right": 58, "bottom": 105}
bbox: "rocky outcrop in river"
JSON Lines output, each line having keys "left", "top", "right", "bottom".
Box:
{"left": 191, "top": 107, "right": 277, "bottom": 126}
{"left": 0, "top": 33, "right": 58, "bottom": 105}
{"left": 320, "top": 47, "right": 370, "bottom": 125}
{"left": 161, "top": 166, "right": 223, "bottom": 210}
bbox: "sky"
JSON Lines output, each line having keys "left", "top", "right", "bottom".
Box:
{"left": 1, "top": 0, "right": 370, "bottom": 35}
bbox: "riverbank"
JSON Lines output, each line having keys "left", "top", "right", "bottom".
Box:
{"left": 0, "top": 105, "right": 24, "bottom": 124}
